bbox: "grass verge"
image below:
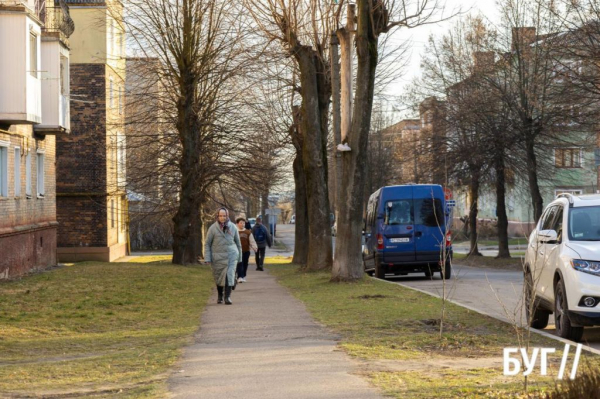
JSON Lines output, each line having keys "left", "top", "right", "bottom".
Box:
{"left": 267, "top": 263, "right": 599, "bottom": 398}
{"left": 454, "top": 253, "right": 525, "bottom": 271}
{"left": 0, "top": 260, "right": 214, "bottom": 397}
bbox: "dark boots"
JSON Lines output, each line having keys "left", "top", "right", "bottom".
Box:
{"left": 224, "top": 285, "right": 232, "bottom": 305}
{"left": 217, "top": 286, "right": 224, "bottom": 304}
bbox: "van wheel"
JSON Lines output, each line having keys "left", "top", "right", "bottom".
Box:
{"left": 555, "top": 280, "right": 584, "bottom": 341}
{"left": 440, "top": 261, "right": 452, "bottom": 280}
{"left": 375, "top": 257, "right": 386, "bottom": 279}
{"left": 424, "top": 269, "right": 432, "bottom": 279}
{"left": 525, "top": 272, "right": 549, "bottom": 329}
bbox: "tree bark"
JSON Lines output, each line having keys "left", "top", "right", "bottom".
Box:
{"left": 290, "top": 106, "right": 309, "bottom": 265}
{"left": 172, "top": 68, "right": 202, "bottom": 265}
{"left": 294, "top": 46, "right": 333, "bottom": 270}
{"left": 330, "top": 33, "right": 342, "bottom": 222}
{"left": 525, "top": 134, "right": 544, "bottom": 223}
{"left": 494, "top": 151, "right": 511, "bottom": 259}
{"left": 331, "top": 0, "right": 382, "bottom": 280}
{"left": 468, "top": 169, "right": 482, "bottom": 257}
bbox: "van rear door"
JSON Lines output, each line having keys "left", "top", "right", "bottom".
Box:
{"left": 413, "top": 185, "right": 445, "bottom": 262}
{"left": 380, "top": 188, "right": 416, "bottom": 263}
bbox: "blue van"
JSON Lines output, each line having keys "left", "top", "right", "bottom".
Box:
{"left": 363, "top": 184, "right": 452, "bottom": 279}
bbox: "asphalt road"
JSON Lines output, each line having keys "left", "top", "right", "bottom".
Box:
{"left": 282, "top": 224, "right": 600, "bottom": 351}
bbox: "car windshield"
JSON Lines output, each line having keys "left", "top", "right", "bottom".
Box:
{"left": 384, "top": 200, "right": 412, "bottom": 225}
{"left": 568, "top": 206, "right": 600, "bottom": 241}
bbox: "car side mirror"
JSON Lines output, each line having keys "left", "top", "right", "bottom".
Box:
{"left": 538, "top": 229, "right": 558, "bottom": 243}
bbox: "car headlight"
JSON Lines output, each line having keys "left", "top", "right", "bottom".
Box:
{"left": 571, "top": 259, "right": 600, "bottom": 276}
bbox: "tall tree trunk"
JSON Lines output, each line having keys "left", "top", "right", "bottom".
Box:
{"left": 494, "top": 152, "right": 511, "bottom": 259}
{"left": 295, "top": 46, "right": 333, "bottom": 270}
{"left": 332, "top": 0, "right": 382, "bottom": 280}
{"left": 293, "top": 153, "right": 309, "bottom": 265}
{"left": 525, "top": 134, "right": 544, "bottom": 223}
{"left": 291, "top": 106, "right": 309, "bottom": 265}
{"left": 172, "top": 70, "right": 202, "bottom": 265}
{"left": 184, "top": 205, "right": 204, "bottom": 262}
{"left": 468, "top": 169, "right": 482, "bottom": 256}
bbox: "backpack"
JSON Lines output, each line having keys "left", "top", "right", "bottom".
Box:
{"left": 254, "top": 226, "right": 267, "bottom": 243}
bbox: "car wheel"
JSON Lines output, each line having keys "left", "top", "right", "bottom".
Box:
{"left": 375, "top": 257, "right": 386, "bottom": 279}
{"left": 525, "top": 272, "right": 549, "bottom": 329}
{"left": 440, "top": 261, "right": 452, "bottom": 280}
{"left": 554, "top": 279, "right": 584, "bottom": 341}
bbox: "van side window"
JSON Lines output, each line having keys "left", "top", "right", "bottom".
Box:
{"left": 385, "top": 200, "right": 412, "bottom": 225}
{"left": 415, "top": 198, "right": 444, "bottom": 228}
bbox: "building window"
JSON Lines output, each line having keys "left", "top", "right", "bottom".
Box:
{"left": 0, "top": 144, "right": 7, "bottom": 197}
{"left": 111, "top": 199, "right": 115, "bottom": 228}
{"left": 121, "top": 198, "right": 126, "bottom": 231}
{"left": 30, "top": 32, "right": 38, "bottom": 78}
{"left": 60, "top": 56, "right": 69, "bottom": 95}
{"left": 25, "top": 152, "right": 31, "bottom": 197}
{"left": 36, "top": 153, "right": 45, "bottom": 197}
{"left": 14, "top": 147, "right": 21, "bottom": 197}
{"left": 555, "top": 189, "right": 583, "bottom": 196}
{"left": 555, "top": 148, "right": 582, "bottom": 168}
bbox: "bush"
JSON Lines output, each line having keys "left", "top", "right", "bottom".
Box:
{"left": 537, "top": 364, "right": 600, "bottom": 399}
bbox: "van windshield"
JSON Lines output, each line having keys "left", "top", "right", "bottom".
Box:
{"left": 384, "top": 200, "right": 413, "bottom": 225}
{"left": 569, "top": 206, "right": 600, "bottom": 241}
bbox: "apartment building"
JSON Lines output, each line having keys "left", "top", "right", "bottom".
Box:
{"left": 55, "top": 0, "right": 128, "bottom": 261}
{"left": 0, "top": 0, "right": 73, "bottom": 278}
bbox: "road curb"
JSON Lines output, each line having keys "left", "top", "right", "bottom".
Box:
{"left": 371, "top": 275, "right": 600, "bottom": 357}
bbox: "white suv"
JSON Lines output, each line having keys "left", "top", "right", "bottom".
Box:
{"left": 525, "top": 193, "right": 600, "bottom": 341}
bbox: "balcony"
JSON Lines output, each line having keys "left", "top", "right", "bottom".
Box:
{"left": 36, "top": 46, "right": 71, "bottom": 135}
{"left": 0, "top": 3, "right": 42, "bottom": 126}
{"left": 38, "top": 0, "right": 74, "bottom": 43}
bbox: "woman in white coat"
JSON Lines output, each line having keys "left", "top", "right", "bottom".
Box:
{"left": 204, "top": 208, "right": 242, "bottom": 305}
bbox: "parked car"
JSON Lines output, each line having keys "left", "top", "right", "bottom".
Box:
{"left": 362, "top": 184, "right": 452, "bottom": 280}
{"left": 525, "top": 193, "right": 600, "bottom": 341}
{"left": 290, "top": 214, "right": 296, "bottom": 224}
{"left": 248, "top": 218, "right": 256, "bottom": 228}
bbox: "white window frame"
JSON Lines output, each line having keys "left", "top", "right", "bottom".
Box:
{"left": 0, "top": 142, "right": 8, "bottom": 198}
{"left": 25, "top": 151, "right": 32, "bottom": 198}
{"left": 111, "top": 199, "right": 115, "bottom": 228}
{"left": 14, "top": 147, "right": 21, "bottom": 197}
{"left": 29, "top": 32, "right": 38, "bottom": 78}
{"left": 555, "top": 189, "right": 583, "bottom": 196}
{"left": 36, "top": 151, "right": 45, "bottom": 197}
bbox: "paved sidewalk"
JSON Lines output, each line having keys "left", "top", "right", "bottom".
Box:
{"left": 168, "top": 266, "right": 382, "bottom": 399}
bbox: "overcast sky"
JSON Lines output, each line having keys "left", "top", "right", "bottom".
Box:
{"left": 385, "top": 0, "right": 500, "bottom": 117}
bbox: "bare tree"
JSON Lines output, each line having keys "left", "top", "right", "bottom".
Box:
{"left": 246, "top": 0, "right": 336, "bottom": 270}
{"left": 116, "top": 0, "right": 275, "bottom": 264}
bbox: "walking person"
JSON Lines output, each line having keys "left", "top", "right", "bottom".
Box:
{"left": 252, "top": 216, "right": 272, "bottom": 271}
{"left": 205, "top": 208, "right": 242, "bottom": 305}
{"left": 235, "top": 217, "right": 257, "bottom": 283}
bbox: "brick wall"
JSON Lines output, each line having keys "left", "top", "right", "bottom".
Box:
{"left": 0, "top": 124, "right": 58, "bottom": 278}
{"left": 56, "top": 64, "right": 109, "bottom": 247}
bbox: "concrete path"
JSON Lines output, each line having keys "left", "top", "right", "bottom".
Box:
{"left": 167, "top": 265, "right": 382, "bottom": 399}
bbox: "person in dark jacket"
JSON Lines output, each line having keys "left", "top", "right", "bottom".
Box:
{"left": 251, "top": 216, "right": 272, "bottom": 271}
{"left": 235, "top": 217, "right": 257, "bottom": 283}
